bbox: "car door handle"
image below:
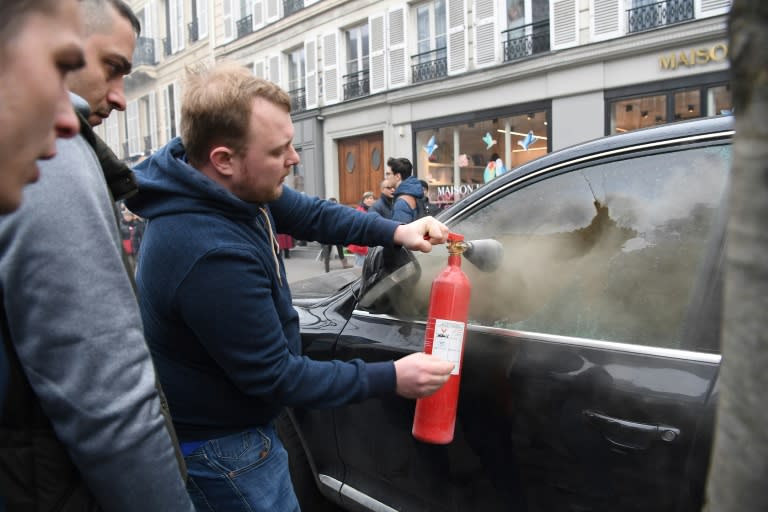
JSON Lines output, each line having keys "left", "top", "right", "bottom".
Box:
{"left": 583, "top": 410, "right": 680, "bottom": 450}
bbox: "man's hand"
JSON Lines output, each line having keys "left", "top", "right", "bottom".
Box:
{"left": 393, "top": 352, "right": 455, "bottom": 399}
{"left": 392, "top": 216, "right": 449, "bottom": 253}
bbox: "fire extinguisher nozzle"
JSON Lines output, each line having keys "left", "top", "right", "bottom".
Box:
{"left": 462, "top": 239, "right": 504, "bottom": 272}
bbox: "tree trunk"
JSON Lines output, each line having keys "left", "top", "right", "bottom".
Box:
{"left": 704, "top": 1, "right": 768, "bottom": 510}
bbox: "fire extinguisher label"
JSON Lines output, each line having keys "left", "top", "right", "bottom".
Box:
{"left": 432, "top": 319, "right": 465, "bottom": 375}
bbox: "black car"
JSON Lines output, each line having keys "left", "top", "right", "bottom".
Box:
{"left": 280, "top": 116, "right": 733, "bottom": 512}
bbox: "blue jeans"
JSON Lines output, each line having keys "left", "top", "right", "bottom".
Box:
{"left": 184, "top": 425, "right": 300, "bottom": 512}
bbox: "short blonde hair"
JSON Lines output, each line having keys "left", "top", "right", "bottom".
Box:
{"left": 181, "top": 61, "right": 292, "bottom": 168}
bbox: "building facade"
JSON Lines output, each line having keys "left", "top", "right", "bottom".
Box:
{"left": 110, "top": 0, "right": 732, "bottom": 208}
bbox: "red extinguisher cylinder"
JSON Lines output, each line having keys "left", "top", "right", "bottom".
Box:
{"left": 412, "top": 234, "right": 471, "bottom": 444}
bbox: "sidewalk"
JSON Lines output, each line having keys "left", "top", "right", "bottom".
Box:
{"left": 282, "top": 242, "right": 360, "bottom": 284}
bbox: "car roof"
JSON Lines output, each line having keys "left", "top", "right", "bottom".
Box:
{"left": 442, "top": 116, "right": 735, "bottom": 217}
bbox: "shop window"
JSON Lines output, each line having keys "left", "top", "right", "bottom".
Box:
{"left": 611, "top": 94, "right": 667, "bottom": 133}
{"left": 674, "top": 89, "right": 700, "bottom": 121}
{"left": 609, "top": 81, "right": 731, "bottom": 135}
{"left": 707, "top": 84, "right": 732, "bottom": 116}
{"left": 415, "top": 111, "right": 549, "bottom": 208}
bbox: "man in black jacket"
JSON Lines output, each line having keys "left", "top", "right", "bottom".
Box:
{"left": 371, "top": 178, "right": 395, "bottom": 218}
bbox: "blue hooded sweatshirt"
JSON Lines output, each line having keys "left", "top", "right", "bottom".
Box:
{"left": 127, "top": 138, "right": 401, "bottom": 441}
{"left": 392, "top": 175, "right": 425, "bottom": 223}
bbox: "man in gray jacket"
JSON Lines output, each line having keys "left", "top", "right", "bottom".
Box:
{"left": 0, "top": 0, "right": 83, "bottom": 213}
{"left": 0, "top": 1, "right": 194, "bottom": 510}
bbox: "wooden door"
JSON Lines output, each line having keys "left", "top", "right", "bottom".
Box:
{"left": 337, "top": 133, "right": 384, "bottom": 206}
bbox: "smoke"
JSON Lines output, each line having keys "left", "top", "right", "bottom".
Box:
{"left": 388, "top": 145, "right": 729, "bottom": 346}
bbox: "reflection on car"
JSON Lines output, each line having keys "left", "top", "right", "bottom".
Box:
{"left": 280, "top": 116, "right": 732, "bottom": 512}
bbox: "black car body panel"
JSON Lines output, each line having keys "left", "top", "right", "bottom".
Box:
{"left": 288, "top": 117, "right": 733, "bottom": 512}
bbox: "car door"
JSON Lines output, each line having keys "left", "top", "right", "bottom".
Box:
{"left": 330, "top": 134, "right": 731, "bottom": 512}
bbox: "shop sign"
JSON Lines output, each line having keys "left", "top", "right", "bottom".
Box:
{"left": 659, "top": 43, "right": 728, "bottom": 70}
{"left": 436, "top": 184, "right": 482, "bottom": 203}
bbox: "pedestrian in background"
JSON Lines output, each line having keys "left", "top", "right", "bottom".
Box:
{"left": 126, "top": 62, "right": 454, "bottom": 512}
{"left": 371, "top": 178, "right": 395, "bottom": 218}
{"left": 0, "top": 0, "right": 84, "bottom": 213}
{"left": 321, "top": 197, "right": 352, "bottom": 272}
{"left": 419, "top": 179, "right": 435, "bottom": 217}
{"left": 119, "top": 201, "right": 146, "bottom": 271}
{"left": 389, "top": 156, "right": 425, "bottom": 223}
{"left": 0, "top": 1, "right": 195, "bottom": 510}
{"left": 347, "top": 190, "right": 376, "bottom": 266}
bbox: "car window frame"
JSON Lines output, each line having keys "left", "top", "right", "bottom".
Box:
{"left": 354, "top": 128, "right": 733, "bottom": 363}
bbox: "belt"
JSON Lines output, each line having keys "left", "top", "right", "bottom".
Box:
{"left": 180, "top": 439, "right": 206, "bottom": 457}
{"left": 179, "top": 426, "right": 269, "bottom": 457}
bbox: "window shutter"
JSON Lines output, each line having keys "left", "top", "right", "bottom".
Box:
{"left": 305, "top": 39, "right": 319, "bottom": 109}
{"left": 197, "top": 0, "right": 208, "bottom": 38}
{"left": 106, "top": 116, "right": 120, "bottom": 153}
{"left": 148, "top": 92, "right": 157, "bottom": 150}
{"left": 322, "top": 33, "right": 340, "bottom": 104}
{"left": 551, "top": 0, "right": 579, "bottom": 50}
{"left": 223, "top": 0, "right": 234, "bottom": 41}
{"left": 697, "top": 0, "right": 731, "bottom": 17}
{"left": 252, "top": 0, "right": 264, "bottom": 28}
{"left": 369, "top": 14, "right": 387, "bottom": 94}
{"left": 447, "top": 0, "right": 467, "bottom": 74}
{"left": 387, "top": 6, "right": 407, "bottom": 88}
{"left": 126, "top": 100, "right": 140, "bottom": 156}
{"left": 591, "top": 0, "right": 621, "bottom": 41}
{"left": 473, "top": 0, "right": 496, "bottom": 68}
{"left": 268, "top": 55, "right": 281, "bottom": 86}
{"left": 170, "top": 0, "right": 184, "bottom": 53}
{"left": 177, "top": 0, "right": 185, "bottom": 51}
{"left": 146, "top": 0, "right": 160, "bottom": 60}
{"left": 254, "top": 59, "right": 265, "bottom": 78}
{"left": 266, "top": 0, "right": 280, "bottom": 22}
{"left": 162, "top": 86, "right": 172, "bottom": 142}
{"left": 173, "top": 81, "right": 181, "bottom": 139}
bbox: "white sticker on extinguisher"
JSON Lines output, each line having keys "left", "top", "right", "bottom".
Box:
{"left": 431, "top": 319, "right": 465, "bottom": 375}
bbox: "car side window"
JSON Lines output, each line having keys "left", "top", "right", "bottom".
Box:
{"left": 399, "top": 144, "right": 730, "bottom": 351}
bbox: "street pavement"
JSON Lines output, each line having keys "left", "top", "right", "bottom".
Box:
{"left": 282, "top": 241, "right": 361, "bottom": 284}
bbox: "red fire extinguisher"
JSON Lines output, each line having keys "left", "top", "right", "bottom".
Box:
{"left": 412, "top": 232, "right": 471, "bottom": 444}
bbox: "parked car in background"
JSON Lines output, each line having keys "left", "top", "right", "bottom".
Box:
{"left": 280, "top": 116, "right": 733, "bottom": 511}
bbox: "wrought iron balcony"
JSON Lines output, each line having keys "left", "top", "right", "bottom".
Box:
{"left": 283, "top": 0, "right": 304, "bottom": 17}
{"left": 289, "top": 87, "right": 306, "bottom": 112}
{"left": 411, "top": 48, "right": 447, "bottom": 84}
{"left": 627, "top": 0, "right": 694, "bottom": 34}
{"left": 502, "top": 20, "right": 550, "bottom": 63}
{"left": 236, "top": 15, "right": 253, "bottom": 39}
{"left": 188, "top": 19, "right": 199, "bottom": 43}
{"left": 133, "top": 36, "right": 157, "bottom": 66}
{"left": 342, "top": 70, "right": 370, "bottom": 100}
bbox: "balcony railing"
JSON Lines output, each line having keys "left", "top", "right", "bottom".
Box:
{"left": 502, "top": 20, "right": 550, "bottom": 63}
{"left": 236, "top": 15, "right": 253, "bottom": 39}
{"left": 342, "top": 69, "right": 370, "bottom": 100}
{"left": 627, "top": 0, "right": 694, "bottom": 34}
{"left": 411, "top": 48, "right": 447, "bottom": 84}
{"left": 162, "top": 37, "right": 171, "bottom": 57}
{"left": 133, "top": 36, "right": 157, "bottom": 66}
{"left": 289, "top": 87, "right": 306, "bottom": 112}
{"left": 283, "top": 0, "right": 304, "bottom": 17}
{"left": 188, "top": 19, "right": 199, "bottom": 43}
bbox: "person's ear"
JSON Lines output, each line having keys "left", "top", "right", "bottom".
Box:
{"left": 209, "top": 146, "right": 236, "bottom": 177}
